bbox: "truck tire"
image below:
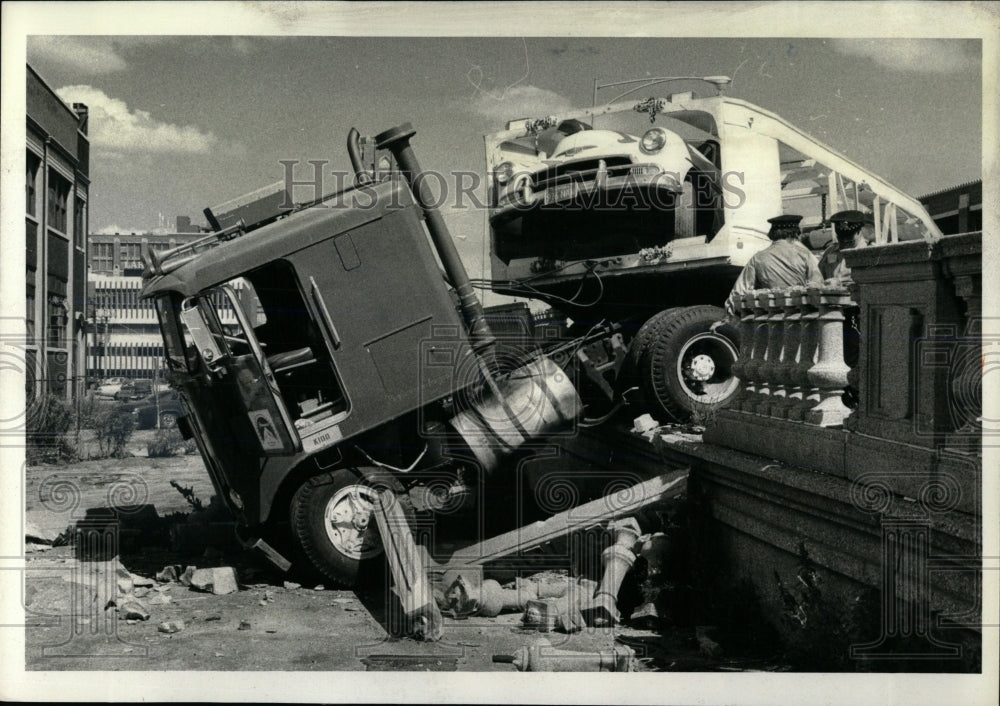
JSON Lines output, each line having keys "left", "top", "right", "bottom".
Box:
{"left": 636, "top": 305, "right": 740, "bottom": 422}
{"left": 621, "top": 308, "right": 683, "bottom": 391}
{"left": 289, "top": 467, "right": 411, "bottom": 587}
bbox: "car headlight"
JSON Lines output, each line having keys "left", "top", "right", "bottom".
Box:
{"left": 640, "top": 128, "right": 667, "bottom": 154}
{"left": 494, "top": 161, "right": 514, "bottom": 186}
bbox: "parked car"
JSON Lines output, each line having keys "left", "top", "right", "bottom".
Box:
{"left": 114, "top": 379, "right": 154, "bottom": 401}
{"left": 94, "top": 376, "right": 128, "bottom": 399}
{"left": 123, "top": 389, "right": 184, "bottom": 429}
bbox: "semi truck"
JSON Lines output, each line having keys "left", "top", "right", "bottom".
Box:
{"left": 140, "top": 78, "right": 941, "bottom": 587}
{"left": 141, "top": 124, "right": 585, "bottom": 587}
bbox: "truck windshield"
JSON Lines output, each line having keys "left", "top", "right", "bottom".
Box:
{"left": 154, "top": 280, "right": 265, "bottom": 374}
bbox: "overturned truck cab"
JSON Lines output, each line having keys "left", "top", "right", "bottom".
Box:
{"left": 140, "top": 124, "right": 581, "bottom": 587}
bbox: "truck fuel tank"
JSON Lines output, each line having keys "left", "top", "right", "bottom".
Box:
{"left": 448, "top": 356, "right": 582, "bottom": 473}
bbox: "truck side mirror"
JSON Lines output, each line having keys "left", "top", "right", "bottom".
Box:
{"left": 180, "top": 302, "right": 228, "bottom": 372}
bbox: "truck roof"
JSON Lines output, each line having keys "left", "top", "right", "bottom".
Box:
{"left": 140, "top": 179, "right": 415, "bottom": 300}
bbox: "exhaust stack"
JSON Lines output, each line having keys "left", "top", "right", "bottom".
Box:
{"left": 375, "top": 123, "right": 496, "bottom": 360}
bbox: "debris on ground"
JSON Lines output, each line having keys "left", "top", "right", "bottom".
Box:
{"left": 238, "top": 620, "right": 251, "bottom": 630}
{"left": 493, "top": 637, "right": 636, "bottom": 672}
{"left": 190, "top": 567, "right": 239, "bottom": 595}
{"left": 283, "top": 581, "right": 301, "bottom": 590}
{"left": 131, "top": 572, "right": 154, "bottom": 588}
{"left": 179, "top": 566, "right": 196, "bottom": 586}
{"left": 583, "top": 517, "right": 641, "bottom": 627}
{"left": 156, "top": 565, "right": 181, "bottom": 583}
{"left": 118, "top": 601, "right": 150, "bottom": 621}
{"left": 25, "top": 518, "right": 61, "bottom": 545}
{"left": 158, "top": 620, "right": 184, "bottom": 634}
{"left": 149, "top": 592, "right": 173, "bottom": 605}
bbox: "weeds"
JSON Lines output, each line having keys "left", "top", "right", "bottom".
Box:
{"left": 147, "top": 428, "right": 185, "bottom": 457}
{"left": 26, "top": 394, "right": 77, "bottom": 463}
{"left": 93, "top": 407, "right": 135, "bottom": 458}
{"left": 170, "top": 480, "right": 204, "bottom": 511}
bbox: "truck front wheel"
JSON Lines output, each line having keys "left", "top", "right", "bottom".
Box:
{"left": 289, "top": 467, "right": 410, "bottom": 587}
{"left": 636, "top": 305, "right": 740, "bottom": 422}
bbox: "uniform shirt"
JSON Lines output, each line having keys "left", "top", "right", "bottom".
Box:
{"left": 819, "top": 236, "right": 868, "bottom": 285}
{"left": 724, "top": 238, "right": 824, "bottom": 315}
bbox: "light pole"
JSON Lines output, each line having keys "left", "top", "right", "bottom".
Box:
{"left": 95, "top": 308, "right": 109, "bottom": 380}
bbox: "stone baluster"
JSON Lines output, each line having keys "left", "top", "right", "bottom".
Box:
{"left": 771, "top": 289, "right": 803, "bottom": 419}
{"left": 730, "top": 292, "right": 754, "bottom": 404}
{"left": 787, "top": 290, "right": 819, "bottom": 421}
{"left": 755, "top": 293, "right": 784, "bottom": 416}
{"left": 806, "top": 287, "right": 853, "bottom": 426}
{"left": 739, "top": 292, "right": 770, "bottom": 413}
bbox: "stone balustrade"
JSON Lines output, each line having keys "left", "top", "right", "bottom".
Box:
{"left": 730, "top": 285, "right": 856, "bottom": 428}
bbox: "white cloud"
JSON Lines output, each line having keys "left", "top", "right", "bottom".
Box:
{"left": 829, "top": 39, "right": 977, "bottom": 74}
{"left": 465, "top": 84, "right": 574, "bottom": 120}
{"left": 96, "top": 224, "right": 142, "bottom": 235}
{"left": 28, "top": 37, "right": 128, "bottom": 74}
{"left": 55, "top": 85, "right": 218, "bottom": 155}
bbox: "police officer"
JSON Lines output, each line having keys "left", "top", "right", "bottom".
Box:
{"left": 723, "top": 214, "right": 823, "bottom": 316}
{"left": 821, "top": 210, "right": 872, "bottom": 408}
{"left": 820, "top": 209, "right": 871, "bottom": 285}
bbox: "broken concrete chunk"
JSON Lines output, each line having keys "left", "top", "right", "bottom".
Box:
{"left": 156, "top": 565, "right": 181, "bottom": 583}
{"left": 149, "top": 592, "right": 172, "bottom": 605}
{"left": 131, "top": 573, "right": 155, "bottom": 588}
{"left": 190, "top": 567, "right": 239, "bottom": 595}
{"left": 629, "top": 602, "right": 659, "bottom": 629}
{"left": 283, "top": 581, "right": 301, "bottom": 590}
{"left": 25, "top": 519, "right": 60, "bottom": 545}
{"left": 179, "top": 566, "right": 196, "bottom": 586}
{"left": 632, "top": 413, "right": 659, "bottom": 434}
{"left": 133, "top": 587, "right": 150, "bottom": 599}
{"left": 158, "top": 620, "right": 184, "bottom": 634}
{"left": 313, "top": 585, "right": 325, "bottom": 591}
{"left": 119, "top": 601, "right": 150, "bottom": 621}
{"left": 116, "top": 576, "right": 134, "bottom": 595}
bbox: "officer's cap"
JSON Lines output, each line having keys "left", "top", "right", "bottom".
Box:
{"left": 829, "top": 210, "right": 871, "bottom": 226}
{"left": 767, "top": 214, "right": 804, "bottom": 226}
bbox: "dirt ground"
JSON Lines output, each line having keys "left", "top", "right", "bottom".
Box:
{"left": 22, "top": 430, "right": 745, "bottom": 672}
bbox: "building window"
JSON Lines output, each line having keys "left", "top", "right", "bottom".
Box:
{"left": 26, "top": 285, "right": 36, "bottom": 339}
{"left": 92, "top": 242, "right": 114, "bottom": 272}
{"left": 74, "top": 198, "right": 86, "bottom": 249}
{"left": 47, "top": 169, "right": 71, "bottom": 233}
{"left": 27, "top": 152, "right": 40, "bottom": 217}
{"left": 47, "top": 294, "right": 67, "bottom": 348}
{"left": 120, "top": 242, "right": 142, "bottom": 271}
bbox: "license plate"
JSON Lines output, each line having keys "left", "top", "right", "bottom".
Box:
{"left": 544, "top": 182, "right": 577, "bottom": 204}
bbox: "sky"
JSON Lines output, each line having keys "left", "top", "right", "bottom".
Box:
{"left": 22, "top": 30, "right": 985, "bottom": 282}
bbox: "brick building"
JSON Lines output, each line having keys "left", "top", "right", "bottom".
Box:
{"left": 918, "top": 180, "right": 982, "bottom": 235}
{"left": 26, "top": 64, "right": 90, "bottom": 402}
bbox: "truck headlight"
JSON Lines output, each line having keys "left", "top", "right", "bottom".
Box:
{"left": 640, "top": 128, "right": 667, "bottom": 154}
{"left": 494, "top": 161, "right": 514, "bottom": 186}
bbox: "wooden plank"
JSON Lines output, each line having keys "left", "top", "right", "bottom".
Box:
{"left": 444, "top": 468, "right": 688, "bottom": 567}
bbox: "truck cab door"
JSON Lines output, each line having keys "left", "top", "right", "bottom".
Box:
{"left": 181, "top": 288, "right": 300, "bottom": 456}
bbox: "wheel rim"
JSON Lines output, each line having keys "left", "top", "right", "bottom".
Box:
{"left": 675, "top": 332, "right": 740, "bottom": 404}
{"left": 323, "top": 484, "right": 382, "bottom": 560}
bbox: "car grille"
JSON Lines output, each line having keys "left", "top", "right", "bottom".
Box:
{"left": 531, "top": 157, "right": 633, "bottom": 191}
